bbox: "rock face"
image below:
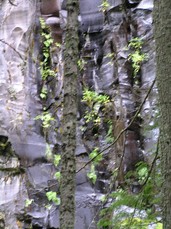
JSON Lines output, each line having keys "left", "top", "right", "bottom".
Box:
{"left": 0, "top": 0, "right": 156, "bottom": 228}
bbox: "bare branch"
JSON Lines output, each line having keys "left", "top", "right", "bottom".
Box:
{"left": 0, "top": 39, "right": 25, "bottom": 61}
{"left": 9, "top": 0, "right": 17, "bottom": 6}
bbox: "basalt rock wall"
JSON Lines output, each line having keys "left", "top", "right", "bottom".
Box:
{"left": 0, "top": 0, "right": 156, "bottom": 228}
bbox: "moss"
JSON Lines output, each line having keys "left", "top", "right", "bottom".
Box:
{"left": 0, "top": 212, "right": 5, "bottom": 229}
{"left": 0, "top": 135, "right": 15, "bottom": 157}
{"left": 0, "top": 167, "right": 25, "bottom": 175}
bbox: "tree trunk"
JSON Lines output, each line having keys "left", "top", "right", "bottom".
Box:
{"left": 59, "top": 0, "right": 79, "bottom": 228}
{"left": 153, "top": 0, "right": 171, "bottom": 228}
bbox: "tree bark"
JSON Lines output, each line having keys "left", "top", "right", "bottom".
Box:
{"left": 153, "top": 0, "right": 171, "bottom": 228}
{"left": 59, "top": 0, "right": 79, "bottom": 228}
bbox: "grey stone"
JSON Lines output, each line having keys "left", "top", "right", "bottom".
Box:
{"left": 27, "top": 163, "right": 56, "bottom": 189}
{"left": 136, "top": 0, "right": 153, "bottom": 10}
{"left": 0, "top": 0, "right": 157, "bottom": 228}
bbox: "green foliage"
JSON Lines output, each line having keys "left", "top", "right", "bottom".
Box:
{"left": 128, "top": 51, "right": 147, "bottom": 76}
{"left": 136, "top": 161, "right": 148, "bottom": 183}
{"left": 87, "top": 164, "right": 97, "bottom": 184}
{"left": 34, "top": 111, "right": 55, "bottom": 128}
{"left": 77, "top": 59, "right": 86, "bottom": 71}
{"left": 89, "top": 147, "right": 102, "bottom": 165}
{"left": 40, "top": 64, "right": 56, "bottom": 81}
{"left": 87, "top": 148, "right": 102, "bottom": 184}
{"left": 82, "top": 88, "right": 110, "bottom": 106}
{"left": 105, "top": 120, "right": 114, "bottom": 143}
{"left": 46, "top": 191, "right": 60, "bottom": 205}
{"left": 45, "top": 143, "right": 53, "bottom": 161}
{"left": 82, "top": 88, "right": 110, "bottom": 125}
{"left": 82, "top": 90, "right": 113, "bottom": 186}
{"left": 127, "top": 37, "right": 148, "bottom": 77}
{"left": 54, "top": 154, "right": 61, "bottom": 167}
{"left": 120, "top": 217, "right": 151, "bottom": 229}
{"left": 40, "top": 86, "right": 48, "bottom": 99}
{"left": 46, "top": 143, "right": 61, "bottom": 162}
{"left": 98, "top": 160, "right": 162, "bottom": 229}
{"left": 25, "top": 199, "right": 34, "bottom": 208}
{"left": 39, "top": 17, "right": 56, "bottom": 81}
{"left": 128, "top": 37, "right": 143, "bottom": 50}
{"left": 55, "top": 171, "right": 61, "bottom": 181}
{"left": 39, "top": 17, "right": 46, "bottom": 29}
{"left": 156, "top": 223, "right": 163, "bottom": 229}
{"left": 99, "top": 0, "right": 110, "bottom": 12}
{"left": 55, "top": 42, "right": 61, "bottom": 48}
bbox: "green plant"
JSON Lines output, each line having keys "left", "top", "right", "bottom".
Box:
{"left": 77, "top": 59, "right": 86, "bottom": 71}
{"left": 40, "top": 86, "right": 48, "bottom": 99}
{"left": 105, "top": 120, "right": 114, "bottom": 143}
{"left": 39, "top": 18, "right": 55, "bottom": 80}
{"left": 97, "top": 157, "right": 162, "bottom": 229}
{"left": 128, "top": 37, "right": 143, "bottom": 50}
{"left": 127, "top": 37, "right": 148, "bottom": 76}
{"left": 46, "top": 191, "right": 60, "bottom": 205}
{"left": 55, "top": 42, "right": 61, "bottom": 48}
{"left": 82, "top": 88, "right": 110, "bottom": 125}
{"left": 135, "top": 161, "right": 148, "bottom": 183}
{"left": 34, "top": 111, "right": 55, "bottom": 128}
{"left": 99, "top": 0, "right": 110, "bottom": 12}
{"left": 25, "top": 199, "right": 34, "bottom": 208}
{"left": 45, "top": 143, "right": 53, "bottom": 160}
{"left": 54, "top": 154, "right": 61, "bottom": 167}
{"left": 55, "top": 171, "right": 61, "bottom": 181}
{"left": 87, "top": 164, "right": 97, "bottom": 184}
{"left": 87, "top": 148, "right": 102, "bottom": 184}
{"left": 89, "top": 147, "right": 102, "bottom": 165}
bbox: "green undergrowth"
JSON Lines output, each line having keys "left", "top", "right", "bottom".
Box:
{"left": 98, "top": 160, "right": 162, "bottom": 229}
{"left": 127, "top": 37, "right": 148, "bottom": 77}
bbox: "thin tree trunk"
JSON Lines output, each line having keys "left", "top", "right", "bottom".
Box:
{"left": 153, "top": 0, "right": 171, "bottom": 228}
{"left": 59, "top": 0, "right": 79, "bottom": 228}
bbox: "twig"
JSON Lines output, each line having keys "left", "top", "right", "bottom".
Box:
{"left": 9, "top": 0, "right": 17, "bottom": 6}
{"left": 76, "top": 78, "right": 156, "bottom": 173}
{"left": 127, "top": 136, "right": 160, "bottom": 227}
{"left": 0, "top": 39, "right": 25, "bottom": 61}
{"left": 138, "top": 135, "right": 160, "bottom": 191}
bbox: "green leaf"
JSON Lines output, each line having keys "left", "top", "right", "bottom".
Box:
{"left": 39, "top": 17, "right": 46, "bottom": 29}
{"left": 87, "top": 164, "right": 97, "bottom": 184}
{"left": 46, "top": 191, "right": 60, "bottom": 205}
{"left": 45, "top": 143, "right": 53, "bottom": 160}
{"left": 55, "top": 171, "right": 61, "bottom": 181}
{"left": 54, "top": 155, "right": 61, "bottom": 167}
{"left": 25, "top": 199, "right": 34, "bottom": 208}
{"left": 89, "top": 148, "right": 102, "bottom": 165}
{"left": 34, "top": 112, "right": 55, "bottom": 128}
{"left": 40, "top": 86, "right": 47, "bottom": 99}
{"left": 55, "top": 42, "right": 61, "bottom": 48}
{"left": 156, "top": 223, "right": 163, "bottom": 229}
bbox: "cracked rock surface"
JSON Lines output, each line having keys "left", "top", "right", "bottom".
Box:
{"left": 0, "top": 0, "right": 156, "bottom": 228}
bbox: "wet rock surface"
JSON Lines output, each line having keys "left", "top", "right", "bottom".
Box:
{"left": 0, "top": 0, "right": 157, "bottom": 228}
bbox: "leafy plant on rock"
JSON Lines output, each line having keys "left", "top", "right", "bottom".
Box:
{"left": 46, "top": 191, "right": 60, "bottom": 205}
{"left": 87, "top": 148, "right": 102, "bottom": 184}
{"left": 82, "top": 88, "right": 110, "bottom": 125}
{"left": 99, "top": 0, "right": 110, "bottom": 12}
{"left": 39, "top": 17, "right": 57, "bottom": 100}
{"left": 127, "top": 37, "right": 148, "bottom": 77}
{"left": 34, "top": 111, "right": 55, "bottom": 128}
{"left": 98, "top": 159, "right": 162, "bottom": 229}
